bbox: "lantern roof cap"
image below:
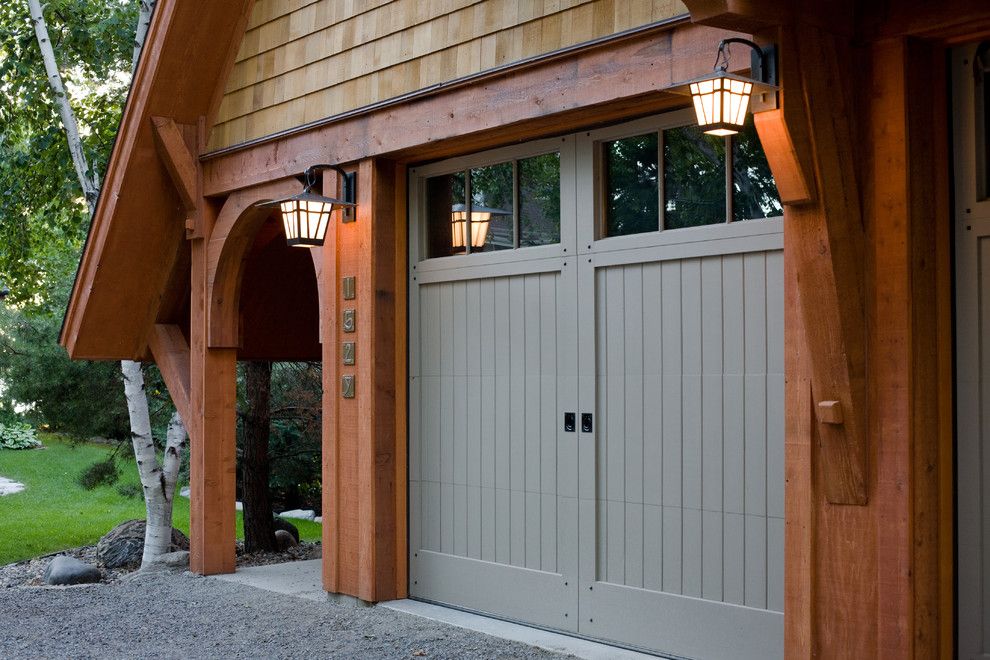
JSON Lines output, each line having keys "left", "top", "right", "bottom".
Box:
{"left": 668, "top": 69, "right": 778, "bottom": 95}
{"left": 259, "top": 190, "right": 356, "bottom": 208}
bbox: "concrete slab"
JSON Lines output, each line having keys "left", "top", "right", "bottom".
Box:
{"left": 211, "top": 561, "right": 663, "bottom": 659}
{"left": 382, "top": 599, "right": 663, "bottom": 660}
{"left": 210, "top": 559, "right": 325, "bottom": 602}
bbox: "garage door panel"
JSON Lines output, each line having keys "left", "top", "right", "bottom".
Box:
{"left": 581, "top": 581, "right": 783, "bottom": 660}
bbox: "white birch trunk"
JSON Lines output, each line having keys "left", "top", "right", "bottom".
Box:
{"left": 132, "top": 1, "right": 156, "bottom": 71}
{"left": 27, "top": 0, "right": 99, "bottom": 214}
{"left": 31, "top": 0, "right": 187, "bottom": 566}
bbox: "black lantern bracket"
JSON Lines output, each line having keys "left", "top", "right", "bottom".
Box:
{"left": 714, "top": 38, "right": 778, "bottom": 113}
{"left": 302, "top": 164, "right": 357, "bottom": 223}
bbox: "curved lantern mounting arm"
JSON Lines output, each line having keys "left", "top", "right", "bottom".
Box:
{"left": 714, "top": 37, "right": 777, "bottom": 87}
{"left": 303, "top": 163, "right": 357, "bottom": 205}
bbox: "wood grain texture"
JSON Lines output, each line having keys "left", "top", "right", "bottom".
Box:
{"left": 150, "top": 116, "right": 198, "bottom": 212}
{"left": 208, "top": 0, "right": 689, "bottom": 149}
{"left": 202, "top": 22, "right": 746, "bottom": 196}
{"left": 61, "top": 0, "right": 255, "bottom": 360}
{"left": 321, "top": 159, "right": 405, "bottom": 601}
{"left": 147, "top": 323, "right": 192, "bottom": 424}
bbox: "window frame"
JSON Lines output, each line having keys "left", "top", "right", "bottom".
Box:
{"left": 410, "top": 135, "right": 574, "bottom": 272}
{"left": 581, "top": 108, "right": 782, "bottom": 248}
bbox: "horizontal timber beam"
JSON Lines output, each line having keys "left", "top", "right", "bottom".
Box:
{"left": 201, "top": 23, "right": 749, "bottom": 196}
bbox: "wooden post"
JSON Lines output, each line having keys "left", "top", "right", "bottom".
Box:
{"left": 187, "top": 121, "right": 237, "bottom": 575}
{"left": 320, "top": 158, "right": 407, "bottom": 601}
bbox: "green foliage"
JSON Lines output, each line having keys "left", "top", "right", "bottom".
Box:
{"left": 78, "top": 455, "right": 119, "bottom": 490}
{"left": 0, "top": 434, "right": 320, "bottom": 565}
{"left": 0, "top": 421, "right": 39, "bottom": 449}
{"left": 0, "top": 259, "right": 130, "bottom": 439}
{"left": 115, "top": 481, "right": 141, "bottom": 499}
{"left": 0, "top": 0, "right": 136, "bottom": 304}
{"left": 604, "top": 132, "right": 660, "bottom": 235}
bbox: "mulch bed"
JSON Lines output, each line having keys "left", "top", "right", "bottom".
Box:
{"left": 0, "top": 541, "right": 321, "bottom": 588}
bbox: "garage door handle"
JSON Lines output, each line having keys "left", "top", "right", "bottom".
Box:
{"left": 581, "top": 413, "right": 593, "bottom": 433}
{"left": 564, "top": 412, "right": 576, "bottom": 432}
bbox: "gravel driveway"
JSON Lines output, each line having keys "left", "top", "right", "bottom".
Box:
{"left": 0, "top": 571, "right": 568, "bottom": 659}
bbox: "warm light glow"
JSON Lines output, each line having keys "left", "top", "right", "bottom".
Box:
{"left": 451, "top": 204, "right": 499, "bottom": 249}
{"left": 689, "top": 73, "right": 753, "bottom": 136}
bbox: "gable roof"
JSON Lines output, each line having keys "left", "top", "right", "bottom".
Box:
{"left": 60, "top": 0, "right": 253, "bottom": 359}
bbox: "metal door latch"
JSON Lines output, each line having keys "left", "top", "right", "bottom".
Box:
{"left": 581, "top": 413, "right": 593, "bottom": 433}
{"left": 564, "top": 412, "right": 576, "bottom": 432}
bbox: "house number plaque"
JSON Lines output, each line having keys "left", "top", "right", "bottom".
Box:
{"left": 342, "top": 309, "right": 356, "bottom": 332}
{"left": 341, "top": 375, "right": 355, "bottom": 398}
{"left": 342, "top": 276, "right": 356, "bottom": 300}
{"left": 342, "top": 341, "right": 355, "bottom": 365}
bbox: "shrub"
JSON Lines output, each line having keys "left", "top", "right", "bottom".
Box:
{"left": 116, "top": 482, "right": 142, "bottom": 499}
{"left": 78, "top": 457, "right": 119, "bottom": 490}
{"left": 0, "top": 422, "right": 40, "bottom": 450}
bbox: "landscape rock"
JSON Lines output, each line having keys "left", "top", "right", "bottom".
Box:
{"left": 278, "top": 509, "right": 316, "bottom": 521}
{"left": 314, "top": 516, "right": 322, "bottom": 524}
{"left": 43, "top": 556, "right": 101, "bottom": 585}
{"left": 0, "top": 476, "right": 25, "bottom": 496}
{"left": 97, "top": 519, "right": 190, "bottom": 569}
{"left": 273, "top": 517, "right": 300, "bottom": 543}
{"left": 274, "top": 529, "right": 298, "bottom": 551}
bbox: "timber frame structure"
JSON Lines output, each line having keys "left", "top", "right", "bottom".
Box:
{"left": 60, "top": 0, "right": 990, "bottom": 656}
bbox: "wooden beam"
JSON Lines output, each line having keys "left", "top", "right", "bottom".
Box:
{"left": 201, "top": 23, "right": 748, "bottom": 196}
{"left": 756, "top": 23, "right": 868, "bottom": 504}
{"left": 147, "top": 323, "right": 191, "bottom": 424}
{"left": 321, "top": 158, "right": 406, "bottom": 601}
{"left": 151, "top": 116, "right": 197, "bottom": 211}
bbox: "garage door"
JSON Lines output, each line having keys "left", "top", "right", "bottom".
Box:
{"left": 408, "top": 110, "right": 784, "bottom": 659}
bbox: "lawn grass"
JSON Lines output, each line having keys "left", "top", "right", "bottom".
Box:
{"left": 0, "top": 434, "right": 321, "bottom": 565}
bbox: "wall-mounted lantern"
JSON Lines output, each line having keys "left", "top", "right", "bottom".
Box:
{"left": 258, "top": 164, "right": 356, "bottom": 248}
{"left": 450, "top": 203, "right": 510, "bottom": 250}
{"left": 671, "top": 38, "right": 778, "bottom": 136}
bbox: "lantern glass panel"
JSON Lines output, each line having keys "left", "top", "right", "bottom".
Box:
{"left": 603, "top": 132, "right": 659, "bottom": 237}
{"left": 426, "top": 171, "right": 465, "bottom": 258}
{"left": 469, "top": 162, "right": 514, "bottom": 252}
{"left": 519, "top": 152, "right": 561, "bottom": 246}
{"left": 663, "top": 124, "right": 726, "bottom": 228}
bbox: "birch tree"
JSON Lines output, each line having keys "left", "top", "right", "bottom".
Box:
{"left": 27, "top": 0, "right": 186, "bottom": 565}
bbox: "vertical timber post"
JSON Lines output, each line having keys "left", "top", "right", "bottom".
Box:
{"left": 188, "top": 120, "right": 237, "bottom": 576}
{"left": 321, "top": 158, "right": 407, "bottom": 601}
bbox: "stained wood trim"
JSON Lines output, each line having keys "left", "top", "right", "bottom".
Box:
{"left": 147, "top": 323, "right": 191, "bottom": 424}
{"left": 202, "top": 22, "right": 738, "bottom": 195}
{"left": 151, "top": 116, "right": 198, "bottom": 211}
{"left": 206, "top": 177, "right": 303, "bottom": 348}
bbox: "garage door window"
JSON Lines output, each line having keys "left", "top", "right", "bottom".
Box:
{"left": 423, "top": 151, "right": 561, "bottom": 259}
{"left": 603, "top": 116, "right": 781, "bottom": 237}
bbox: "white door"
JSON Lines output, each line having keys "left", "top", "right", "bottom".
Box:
{"left": 955, "top": 41, "right": 990, "bottom": 660}
{"left": 408, "top": 137, "right": 581, "bottom": 631}
{"left": 408, "top": 111, "right": 785, "bottom": 659}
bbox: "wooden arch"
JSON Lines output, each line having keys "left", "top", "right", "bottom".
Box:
{"left": 207, "top": 177, "right": 308, "bottom": 348}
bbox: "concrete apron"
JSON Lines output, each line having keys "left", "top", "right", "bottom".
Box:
{"left": 209, "top": 561, "right": 660, "bottom": 660}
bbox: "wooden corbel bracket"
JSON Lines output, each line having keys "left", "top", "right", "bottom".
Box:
{"left": 151, "top": 116, "right": 203, "bottom": 238}
{"left": 753, "top": 24, "right": 869, "bottom": 505}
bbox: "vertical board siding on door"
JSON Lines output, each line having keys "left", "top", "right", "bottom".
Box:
{"left": 412, "top": 272, "right": 560, "bottom": 572}
{"left": 593, "top": 249, "right": 785, "bottom": 612}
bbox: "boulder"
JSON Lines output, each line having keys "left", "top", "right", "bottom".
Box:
{"left": 44, "top": 556, "right": 101, "bottom": 585}
{"left": 278, "top": 508, "right": 316, "bottom": 521}
{"left": 274, "top": 529, "right": 298, "bottom": 551}
{"left": 97, "top": 519, "right": 190, "bottom": 569}
{"left": 273, "top": 516, "right": 300, "bottom": 543}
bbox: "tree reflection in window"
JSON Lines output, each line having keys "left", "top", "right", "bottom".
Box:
{"left": 732, "top": 116, "right": 783, "bottom": 220}
{"left": 663, "top": 125, "right": 726, "bottom": 229}
{"left": 603, "top": 133, "right": 659, "bottom": 237}
{"left": 976, "top": 41, "right": 990, "bottom": 201}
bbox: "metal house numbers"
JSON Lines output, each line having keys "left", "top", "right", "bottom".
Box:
{"left": 341, "top": 276, "right": 357, "bottom": 398}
